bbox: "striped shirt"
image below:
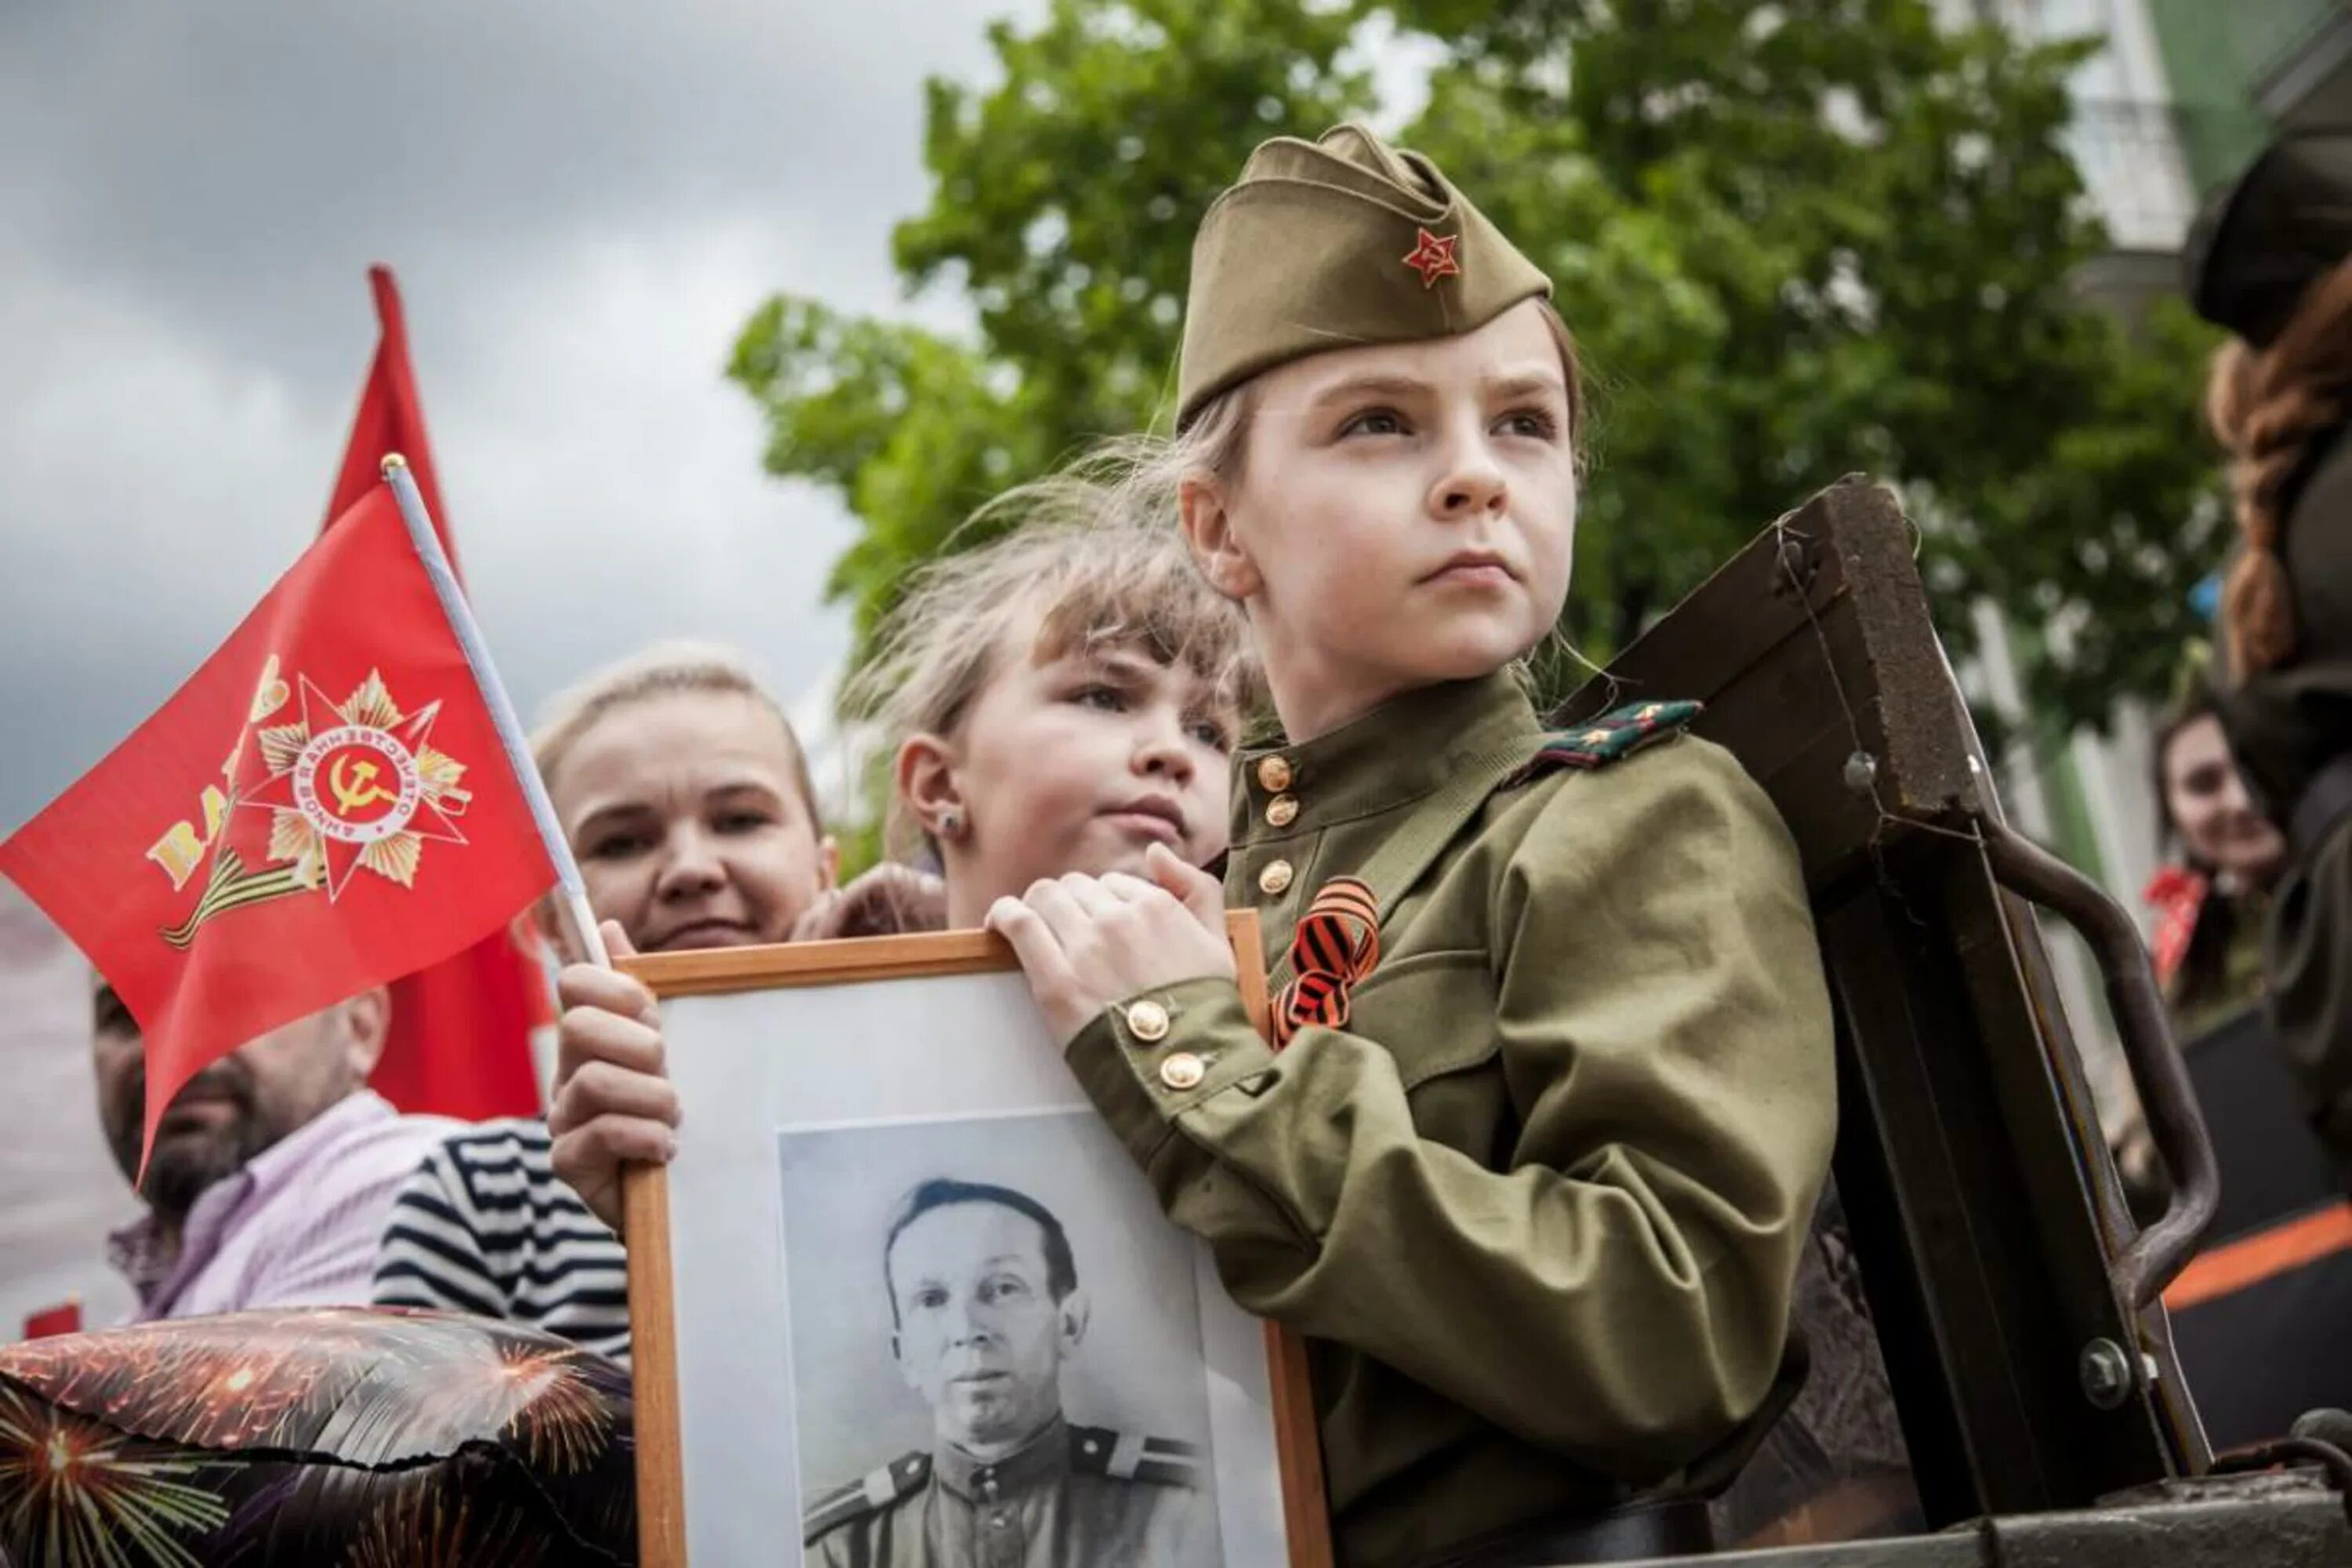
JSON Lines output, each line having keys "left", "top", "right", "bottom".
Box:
{"left": 369, "top": 1118, "right": 631, "bottom": 1364}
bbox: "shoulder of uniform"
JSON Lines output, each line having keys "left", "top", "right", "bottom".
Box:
{"left": 1068, "top": 1425, "right": 1203, "bottom": 1489}
{"left": 802, "top": 1452, "right": 930, "bottom": 1544}
{"left": 1510, "top": 699, "right": 1704, "bottom": 785}
{"left": 1498, "top": 714, "right": 1796, "bottom": 898}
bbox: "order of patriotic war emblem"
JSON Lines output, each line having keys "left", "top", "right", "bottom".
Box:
{"left": 145, "top": 655, "right": 474, "bottom": 946}
{"left": 291, "top": 724, "right": 426, "bottom": 848}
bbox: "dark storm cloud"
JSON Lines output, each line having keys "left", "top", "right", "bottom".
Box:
{"left": 0, "top": 1, "right": 991, "bottom": 390}
{"left": 0, "top": 0, "right": 1034, "bottom": 832}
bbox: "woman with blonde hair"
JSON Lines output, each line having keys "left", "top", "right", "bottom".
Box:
{"left": 2189, "top": 128, "right": 2352, "bottom": 1191}
{"left": 376, "top": 641, "right": 915, "bottom": 1358}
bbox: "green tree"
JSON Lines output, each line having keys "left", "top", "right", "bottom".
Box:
{"left": 731, "top": 0, "right": 2223, "bottom": 732}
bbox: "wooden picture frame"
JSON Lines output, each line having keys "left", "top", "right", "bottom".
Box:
{"left": 620, "top": 911, "right": 1333, "bottom": 1568}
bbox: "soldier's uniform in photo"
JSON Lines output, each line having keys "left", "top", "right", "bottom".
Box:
{"left": 802, "top": 1416, "right": 1207, "bottom": 1567}
{"left": 2187, "top": 129, "right": 2352, "bottom": 1195}
{"left": 1061, "top": 126, "right": 1837, "bottom": 1568}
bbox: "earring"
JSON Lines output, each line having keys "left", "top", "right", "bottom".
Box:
{"left": 938, "top": 807, "right": 966, "bottom": 840}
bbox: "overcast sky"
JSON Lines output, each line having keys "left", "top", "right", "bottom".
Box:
{"left": 0, "top": 0, "right": 1058, "bottom": 833}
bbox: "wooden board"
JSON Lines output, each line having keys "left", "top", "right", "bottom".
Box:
{"left": 1564, "top": 476, "right": 2205, "bottom": 1522}
{"left": 1559, "top": 476, "right": 1981, "bottom": 891}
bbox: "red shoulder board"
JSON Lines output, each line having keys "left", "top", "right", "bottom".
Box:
{"left": 1510, "top": 699, "right": 1704, "bottom": 784}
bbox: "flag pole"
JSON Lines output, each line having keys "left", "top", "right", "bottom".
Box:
{"left": 383, "top": 454, "right": 678, "bottom": 1558}
{"left": 379, "top": 454, "right": 610, "bottom": 970}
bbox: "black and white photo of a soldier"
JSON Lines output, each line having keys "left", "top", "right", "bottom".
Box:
{"left": 802, "top": 1177, "right": 1214, "bottom": 1566}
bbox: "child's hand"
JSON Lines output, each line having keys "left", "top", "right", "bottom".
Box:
{"left": 547, "top": 920, "right": 681, "bottom": 1234}
{"left": 986, "top": 843, "right": 1234, "bottom": 1046}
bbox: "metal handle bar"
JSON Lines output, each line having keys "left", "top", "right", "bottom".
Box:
{"left": 1980, "top": 817, "right": 2220, "bottom": 1307}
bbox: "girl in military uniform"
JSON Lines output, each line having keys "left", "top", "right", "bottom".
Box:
{"left": 983, "top": 124, "right": 1836, "bottom": 1568}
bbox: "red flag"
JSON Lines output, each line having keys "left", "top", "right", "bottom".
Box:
{"left": 21, "top": 1301, "right": 82, "bottom": 1341}
{"left": 326, "top": 266, "right": 547, "bottom": 1120}
{"left": 328, "top": 267, "right": 455, "bottom": 564}
{"left": 0, "top": 488, "right": 558, "bottom": 1171}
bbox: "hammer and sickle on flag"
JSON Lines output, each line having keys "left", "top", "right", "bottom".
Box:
{"left": 330, "top": 755, "right": 400, "bottom": 815}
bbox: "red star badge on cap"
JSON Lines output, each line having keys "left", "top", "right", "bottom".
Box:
{"left": 1401, "top": 227, "right": 1461, "bottom": 289}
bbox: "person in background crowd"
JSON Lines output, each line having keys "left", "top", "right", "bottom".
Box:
{"left": 2146, "top": 685, "right": 2290, "bottom": 1038}
{"left": 545, "top": 505, "right": 1256, "bottom": 1237}
{"left": 93, "top": 979, "right": 452, "bottom": 1320}
{"left": 2132, "top": 681, "right": 2352, "bottom": 1449}
{"left": 2188, "top": 128, "right": 2352, "bottom": 1191}
{"left": 2114, "top": 684, "right": 2292, "bottom": 1201}
{"left": 370, "top": 644, "right": 889, "bottom": 1362}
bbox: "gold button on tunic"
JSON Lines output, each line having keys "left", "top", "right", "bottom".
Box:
{"left": 1158, "top": 1051, "right": 1206, "bottom": 1091}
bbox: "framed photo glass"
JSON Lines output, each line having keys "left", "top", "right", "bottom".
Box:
{"left": 622, "top": 916, "right": 1331, "bottom": 1568}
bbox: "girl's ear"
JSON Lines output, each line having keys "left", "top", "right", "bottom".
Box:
{"left": 1179, "top": 473, "right": 1262, "bottom": 601}
{"left": 896, "top": 733, "right": 965, "bottom": 840}
{"left": 815, "top": 835, "right": 841, "bottom": 891}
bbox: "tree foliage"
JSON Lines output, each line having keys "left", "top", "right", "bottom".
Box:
{"left": 730, "top": 0, "right": 2224, "bottom": 730}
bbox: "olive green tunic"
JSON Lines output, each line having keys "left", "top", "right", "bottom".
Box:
{"left": 1062, "top": 672, "right": 1838, "bottom": 1567}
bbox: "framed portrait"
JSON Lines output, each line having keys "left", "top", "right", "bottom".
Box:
{"left": 620, "top": 913, "right": 1333, "bottom": 1568}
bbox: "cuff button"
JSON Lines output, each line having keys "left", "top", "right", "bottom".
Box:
{"left": 1159, "top": 1051, "right": 1207, "bottom": 1091}
{"left": 1124, "top": 999, "right": 1171, "bottom": 1043}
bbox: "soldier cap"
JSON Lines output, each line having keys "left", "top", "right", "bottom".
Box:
{"left": 1176, "top": 122, "right": 1552, "bottom": 428}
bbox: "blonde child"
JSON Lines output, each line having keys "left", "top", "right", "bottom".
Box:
{"left": 545, "top": 513, "right": 1254, "bottom": 1223}
{"left": 855, "top": 488, "right": 1251, "bottom": 930}
{"left": 983, "top": 125, "right": 1835, "bottom": 1568}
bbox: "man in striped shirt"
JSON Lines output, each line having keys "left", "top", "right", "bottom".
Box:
{"left": 370, "top": 1118, "right": 631, "bottom": 1364}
